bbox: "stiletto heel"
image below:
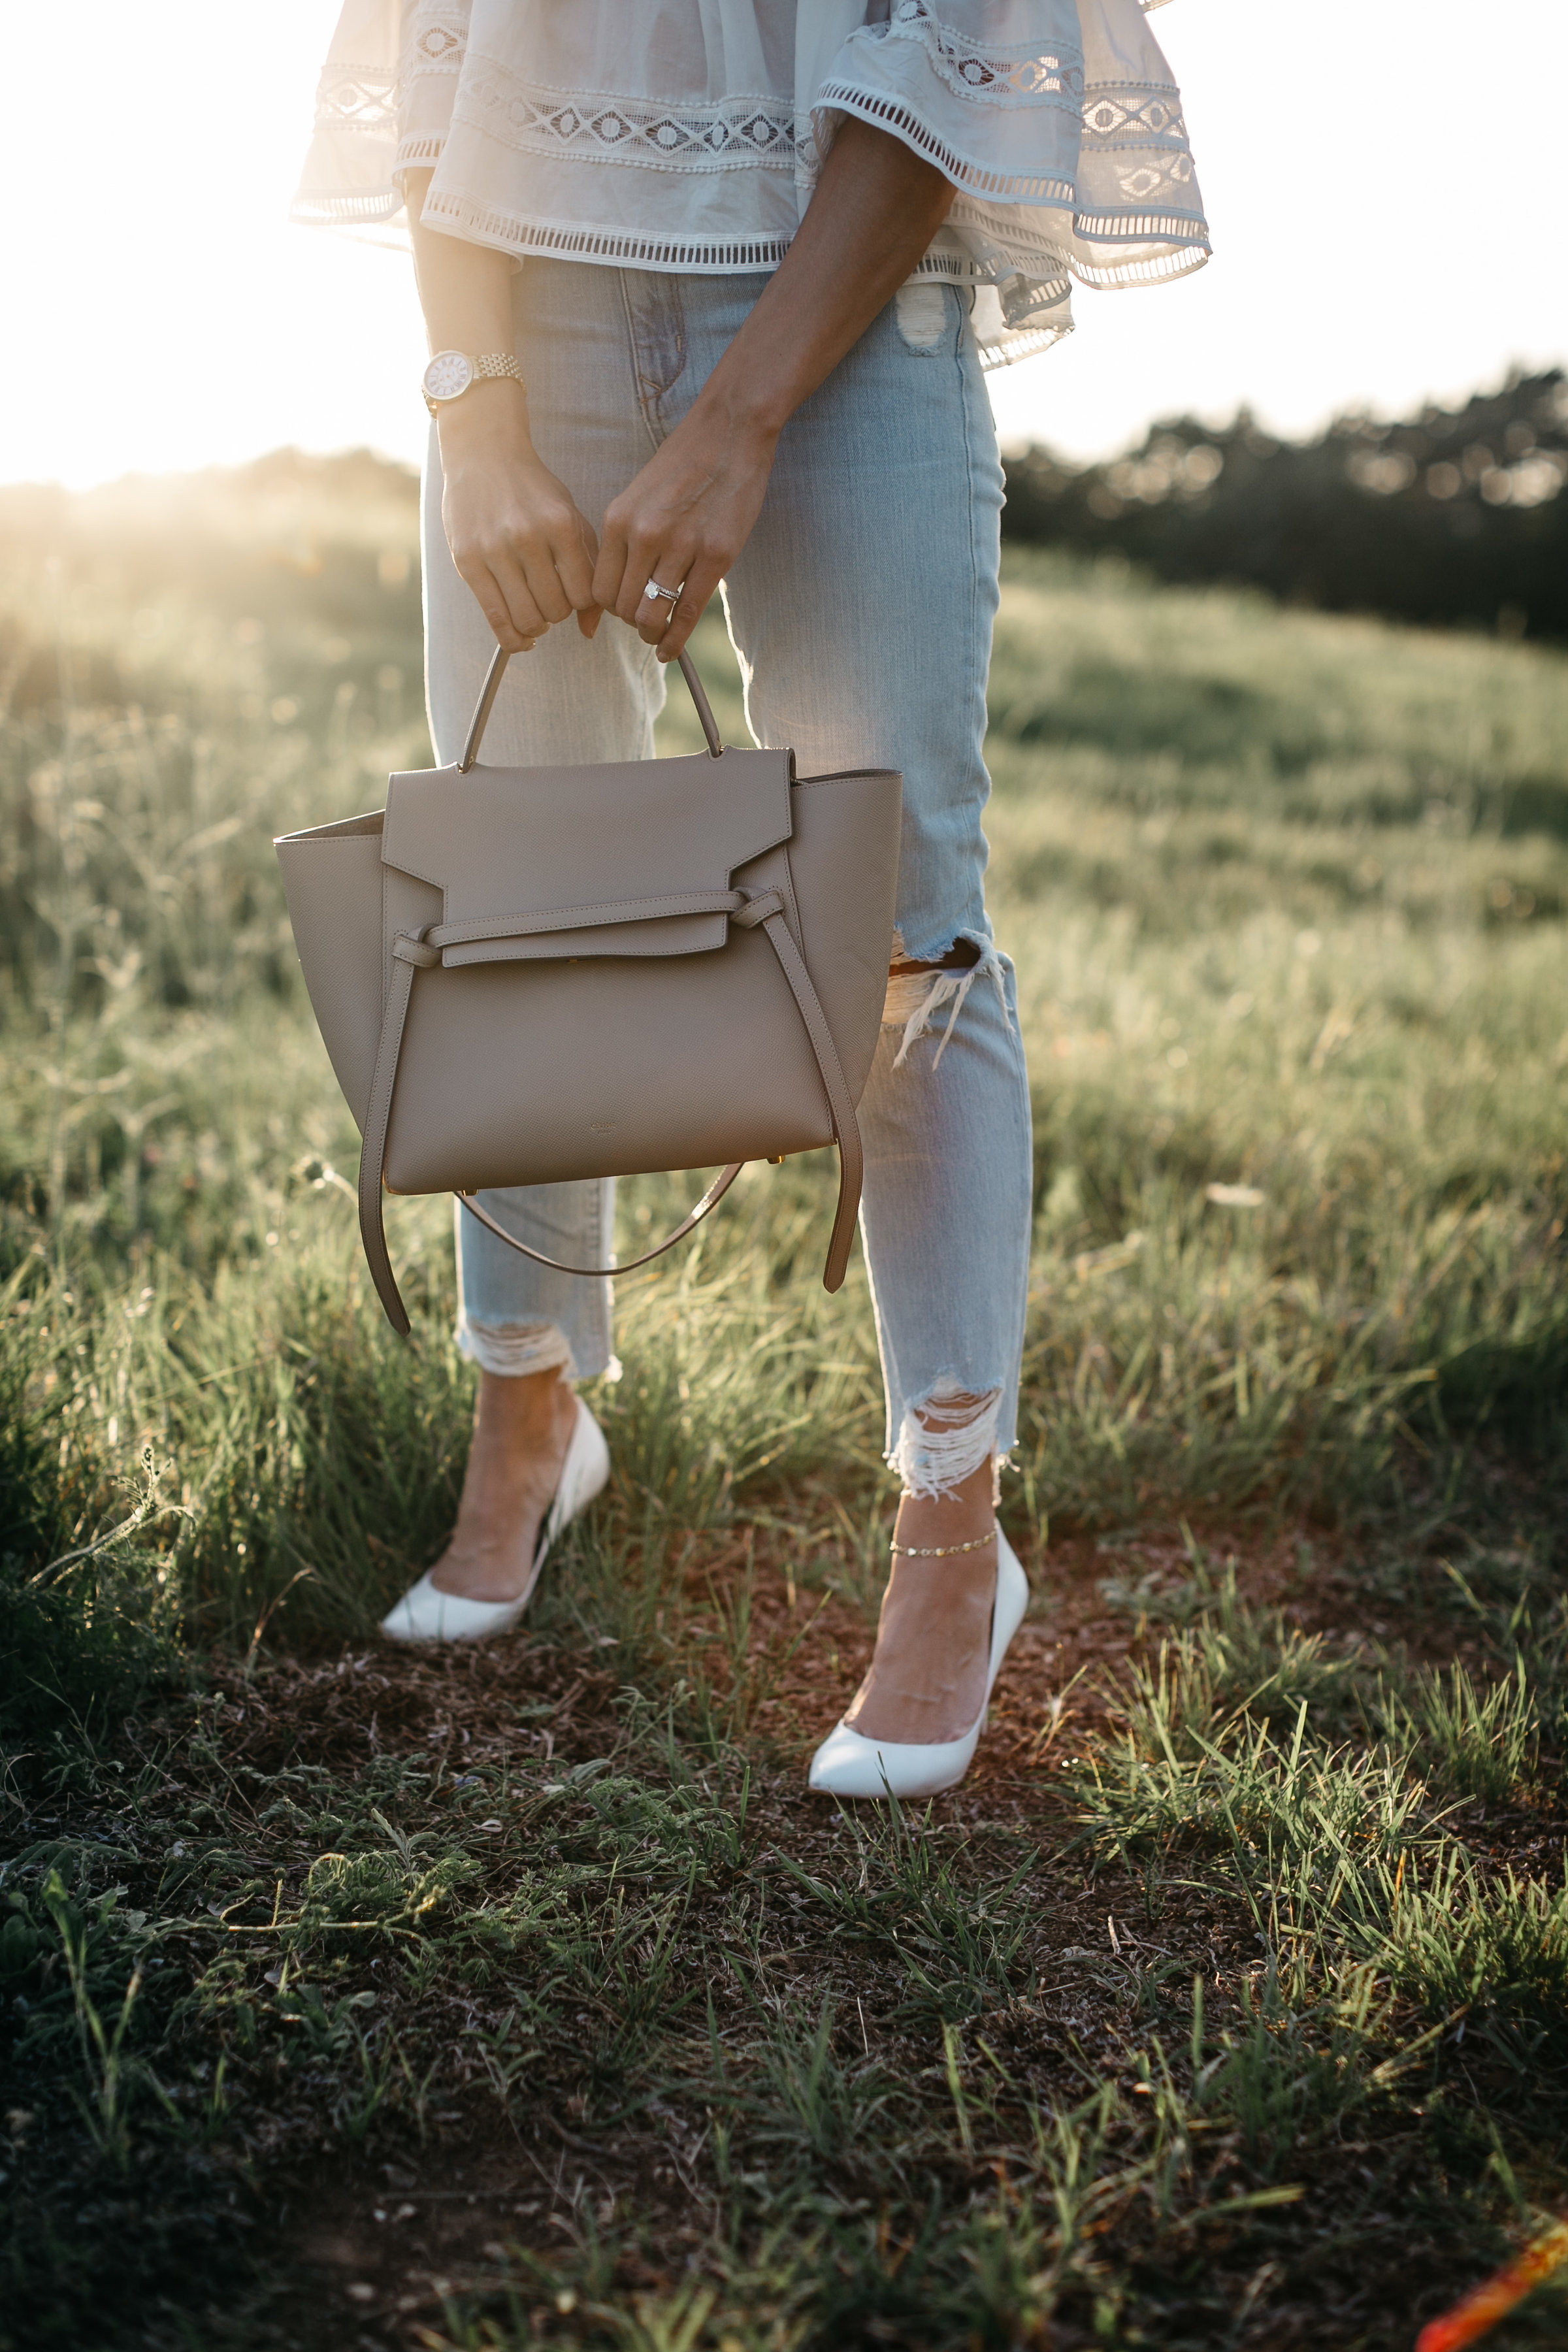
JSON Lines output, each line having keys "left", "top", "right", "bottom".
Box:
{"left": 807, "top": 1531, "right": 1029, "bottom": 1799}
{"left": 380, "top": 1395, "right": 609, "bottom": 1643}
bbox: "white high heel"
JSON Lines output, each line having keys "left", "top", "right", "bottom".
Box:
{"left": 807, "top": 1531, "right": 1029, "bottom": 1799}
{"left": 380, "top": 1394, "right": 610, "bottom": 1644}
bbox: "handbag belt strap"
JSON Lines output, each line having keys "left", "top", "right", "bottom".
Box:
{"left": 732, "top": 892, "right": 861, "bottom": 1292}
{"left": 428, "top": 889, "right": 749, "bottom": 955}
{"left": 357, "top": 889, "right": 862, "bottom": 1334}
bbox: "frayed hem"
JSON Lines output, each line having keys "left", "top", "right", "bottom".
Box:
{"left": 887, "top": 1382, "right": 1004, "bottom": 1500}
{"left": 455, "top": 1317, "right": 577, "bottom": 1381}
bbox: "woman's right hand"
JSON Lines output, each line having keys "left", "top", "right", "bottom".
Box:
{"left": 436, "top": 385, "right": 601, "bottom": 652}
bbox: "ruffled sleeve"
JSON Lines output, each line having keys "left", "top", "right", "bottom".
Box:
{"left": 806, "top": 0, "right": 1209, "bottom": 363}
{"left": 291, "top": 0, "right": 471, "bottom": 232}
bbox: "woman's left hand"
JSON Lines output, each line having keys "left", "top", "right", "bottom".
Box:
{"left": 591, "top": 397, "right": 779, "bottom": 661}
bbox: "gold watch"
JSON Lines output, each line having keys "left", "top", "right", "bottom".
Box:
{"left": 421, "top": 351, "right": 526, "bottom": 416}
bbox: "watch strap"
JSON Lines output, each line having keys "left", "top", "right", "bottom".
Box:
{"left": 423, "top": 353, "right": 526, "bottom": 415}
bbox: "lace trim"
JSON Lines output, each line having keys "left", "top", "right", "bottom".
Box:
{"left": 310, "top": 60, "right": 400, "bottom": 131}
{"left": 454, "top": 62, "right": 795, "bottom": 171}
{"left": 975, "top": 320, "right": 1069, "bottom": 368}
{"left": 819, "top": 14, "right": 1203, "bottom": 227}
{"left": 1075, "top": 204, "right": 1200, "bottom": 240}
{"left": 405, "top": 193, "right": 1079, "bottom": 313}
{"left": 419, "top": 191, "right": 794, "bottom": 269}
{"left": 408, "top": 11, "right": 465, "bottom": 74}
{"left": 880, "top": 0, "right": 1085, "bottom": 108}
{"left": 1083, "top": 86, "right": 1190, "bottom": 144}
{"left": 291, "top": 188, "right": 403, "bottom": 226}
{"left": 817, "top": 81, "right": 1074, "bottom": 203}
{"left": 1071, "top": 243, "right": 1209, "bottom": 289}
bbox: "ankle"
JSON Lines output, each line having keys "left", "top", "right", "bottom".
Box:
{"left": 890, "top": 1452, "right": 997, "bottom": 1559}
{"left": 473, "top": 1368, "right": 576, "bottom": 1456}
{"left": 880, "top": 1551, "right": 998, "bottom": 1622}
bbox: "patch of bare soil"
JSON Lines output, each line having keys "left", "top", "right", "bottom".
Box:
{"left": 191, "top": 1513, "right": 1520, "bottom": 2351}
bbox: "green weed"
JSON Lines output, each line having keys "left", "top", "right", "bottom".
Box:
{"left": 1398, "top": 1658, "right": 1540, "bottom": 1803}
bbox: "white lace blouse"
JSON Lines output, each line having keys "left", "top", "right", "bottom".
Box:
{"left": 294, "top": 0, "right": 1208, "bottom": 367}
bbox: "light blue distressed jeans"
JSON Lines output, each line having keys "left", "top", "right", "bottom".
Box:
{"left": 422, "top": 262, "right": 1032, "bottom": 1495}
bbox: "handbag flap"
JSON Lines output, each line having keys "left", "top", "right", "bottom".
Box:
{"left": 380, "top": 745, "right": 794, "bottom": 961}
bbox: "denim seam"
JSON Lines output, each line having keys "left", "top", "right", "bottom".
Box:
{"left": 886, "top": 293, "right": 995, "bottom": 970}
{"left": 619, "top": 269, "right": 684, "bottom": 452}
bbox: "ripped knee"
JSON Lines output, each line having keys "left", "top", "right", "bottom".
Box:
{"left": 889, "top": 941, "right": 981, "bottom": 979}
{"left": 882, "top": 935, "right": 1004, "bottom": 1068}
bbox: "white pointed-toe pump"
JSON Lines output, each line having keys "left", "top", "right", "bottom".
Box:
{"left": 380, "top": 1393, "right": 610, "bottom": 1644}
{"left": 807, "top": 1529, "right": 1029, "bottom": 1800}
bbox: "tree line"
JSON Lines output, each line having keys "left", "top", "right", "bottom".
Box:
{"left": 1000, "top": 368, "right": 1568, "bottom": 644}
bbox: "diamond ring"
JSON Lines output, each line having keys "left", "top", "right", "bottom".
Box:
{"left": 644, "top": 579, "right": 681, "bottom": 606}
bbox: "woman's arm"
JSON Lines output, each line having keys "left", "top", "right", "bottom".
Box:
{"left": 594, "top": 121, "right": 956, "bottom": 659}
{"left": 406, "top": 120, "right": 953, "bottom": 659}
{"left": 406, "top": 169, "right": 601, "bottom": 652}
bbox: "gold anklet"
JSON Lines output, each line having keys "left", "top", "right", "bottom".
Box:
{"left": 889, "top": 1520, "right": 999, "bottom": 1558}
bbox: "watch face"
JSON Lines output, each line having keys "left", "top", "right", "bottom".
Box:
{"left": 423, "top": 350, "right": 473, "bottom": 403}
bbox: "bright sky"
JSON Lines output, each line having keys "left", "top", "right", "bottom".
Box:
{"left": 7, "top": 1, "right": 1566, "bottom": 490}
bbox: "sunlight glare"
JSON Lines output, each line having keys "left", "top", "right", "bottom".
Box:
{"left": 5, "top": 0, "right": 1565, "bottom": 488}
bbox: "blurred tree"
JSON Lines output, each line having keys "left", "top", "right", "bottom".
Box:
{"left": 1002, "top": 370, "right": 1568, "bottom": 643}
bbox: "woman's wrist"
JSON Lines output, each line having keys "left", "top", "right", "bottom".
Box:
{"left": 435, "top": 378, "right": 536, "bottom": 458}
{"left": 686, "top": 367, "right": 789, "bottom": 452}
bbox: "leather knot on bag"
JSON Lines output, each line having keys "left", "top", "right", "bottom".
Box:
{"left": 276, "top": 643, "right": 903, "bottom": 1334}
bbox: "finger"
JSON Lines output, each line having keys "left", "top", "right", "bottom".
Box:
{"left": 488, "top": 553, "right": 551, "bottom": 643}
{"left": 552, "top": 515, "right": 600, "bottom": 616}
{"left": 461, "top": 563, "right": 540, "bottom": 654}
{"left": 591, "top": 514, "right": 630, "bottom": 621}
{"left": 512, "top": 540, "right": 575, "bottom": 628}
{"left": 611, "top": 511, "right": 691, "bottom": 627}
{"left": 628, "top": 530, "right": 698, "bottom": 634}
{"left": 634, "top": 574, "right": 684, "bottom": 642}
{"left": 652, "top": 560, "right": 724, "bottom": 662}
{"left": 622, "top": 541, "right": 683, "bottom": 630}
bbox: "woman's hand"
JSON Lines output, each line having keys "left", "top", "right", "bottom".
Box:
{"left": 588, "top": 120, "right": 955, "bottom": 662}
{"left": 592, "top": 394, "right": 778, "bottom": 662}
{"left": 404, "top": 167, "right": 601, "bottom": 653}
{"left": 408, "top": 125, "right": 953, "bottom": 664}
{"left": 438, "top": 385, "right": 601, "bottom": 653}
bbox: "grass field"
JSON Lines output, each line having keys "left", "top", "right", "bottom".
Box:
{"left": 5, "top": 456, "right": 1568, "bottom": 2350}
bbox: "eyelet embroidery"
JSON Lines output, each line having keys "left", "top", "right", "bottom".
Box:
{"left": 883, "top": 0, "right": 1085, "bottom": 108}
{"left": 455, "top": 59, "right": 795, "bottom": 171}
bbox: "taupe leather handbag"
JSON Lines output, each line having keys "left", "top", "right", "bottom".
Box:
{"left": 276, "top": 645, "right": 902, "bottom": 1333}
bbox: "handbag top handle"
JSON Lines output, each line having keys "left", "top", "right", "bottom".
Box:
{"left": 458, "top": 641, "right": 725, "bottom": 772}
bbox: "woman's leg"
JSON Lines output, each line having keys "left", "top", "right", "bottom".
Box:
{"left": 845, "top": 956, "right": 1032, "bottom": 1738}
{"left": 419, "top": 259, "right": 673, "bottom": 1592}
{"left": 661, "top": 276, "right": 1033, "bottom": 1735}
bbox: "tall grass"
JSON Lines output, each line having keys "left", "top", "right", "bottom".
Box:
{"left": 7, "top": 464, "right": 1568, "bottom": 2349}
{"left": 5, "top": 480, "right": 1568, "bottom": 1662}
